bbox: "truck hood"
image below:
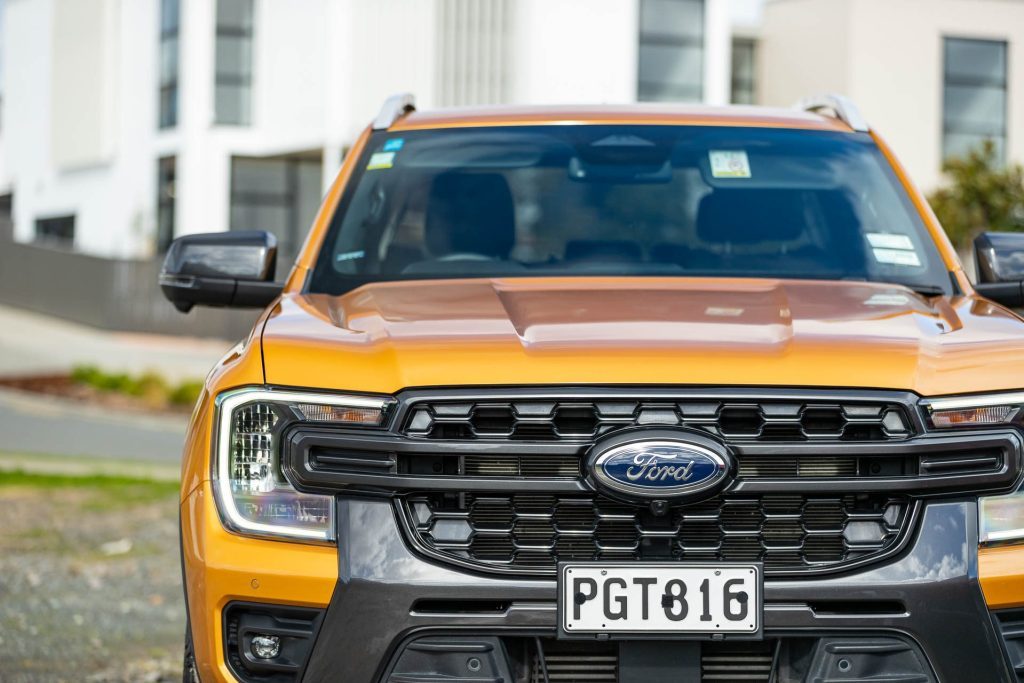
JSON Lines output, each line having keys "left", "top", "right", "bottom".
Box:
{"left": 261, "top": 277, "right": 1024, "bottom": 396}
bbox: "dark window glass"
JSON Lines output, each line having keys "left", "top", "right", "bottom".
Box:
{"left": 159, "top": 0, "right": 179, "bottom": 129}
{"left": 230, "top": 153, "right": 322, "bottom": 259}
{"left": 943, "top": 37, "right": 1007, "bottom": 163}
{"left": 0, "top": 194, "right": 12, "bottom": 242}
{"left": 731, "top": 38, "right": 756, "bottom": 105}
{"left": 309, "top": 125, "right": 952, "bottom": 296}
{"left": 638, "top": 0, "right": 704, "bottom": 102}
{"left": 156, "top": 156, "right": 176, "bottom": 252}
{"left": 35, "top": 215, "right": 75, "bottom": 247}
{"left": 215, "top": 0, "right": 254, "bottom": 125}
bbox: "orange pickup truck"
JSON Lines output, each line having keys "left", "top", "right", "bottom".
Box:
{"left": 162, "top": 94, "right": 1024, "bottom": 682}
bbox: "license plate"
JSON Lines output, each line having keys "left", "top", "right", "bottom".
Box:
{"left": 558, "top": 562, "right": 761, "bottom": 637}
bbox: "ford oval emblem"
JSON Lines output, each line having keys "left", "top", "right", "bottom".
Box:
{"left": 588, "top": 430, "right": 732, "bottom": 500}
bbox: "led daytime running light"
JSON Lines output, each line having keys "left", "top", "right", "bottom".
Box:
{"left": 215, "top": 388, "right": 388, "bottom": 541}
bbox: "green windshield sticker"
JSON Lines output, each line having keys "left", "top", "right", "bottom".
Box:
{"left": 709, "top": 150, "right": 751, "bottom": 178}
{"left": 366, "top": 151, "right": 395, "bottom": 170}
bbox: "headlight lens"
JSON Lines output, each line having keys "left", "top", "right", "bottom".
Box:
{"left": 923, "top": 391, "right": 1024, "bottom": 429}
{"left": 214, "top": 388, "right": 388, "bottom": 542}
{"left": 980, "top": 486, "right": 1024, "bottom": 545}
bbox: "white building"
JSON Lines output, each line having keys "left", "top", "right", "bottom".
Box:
{"left": 757, "top": 0, "right": 1024, "bottom": 191}
{"left": 0, "top": 0, "right": 742, "bottom": 263}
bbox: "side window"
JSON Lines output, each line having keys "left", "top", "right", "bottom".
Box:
{"left": 637, "top": 0, "right": 705, "bottom": 102}
{"left": 943, "top": 37, "right": 1007, "bottom": 163}
{"left": 215, "top": 0, "right": 254, "bottom": 125}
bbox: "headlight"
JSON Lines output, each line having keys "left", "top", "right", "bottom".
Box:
{"left": 923, "top": 391, "right": 1024, "bottom": 429}
{"left": 214, "top": 388, "right": 389, "bottom": 542}
{"left": 980, "top": 485, "right": 1024, "bottom": 545}
{"left": 924, "top": 392, "right": 1024, "bottom": 545}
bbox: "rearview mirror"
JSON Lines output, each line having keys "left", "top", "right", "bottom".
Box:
{"left": 974, "top": 232, "right": 1024, "bottom": 308}
{"left": 159, "top": 230, "right": 282, "bottom": 313}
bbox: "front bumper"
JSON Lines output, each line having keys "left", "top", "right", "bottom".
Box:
{"left": 185, "top": 488, "right": 1022, "bottom": 682}
{"left": 299, "top": 497, "right": 1014, "bottom": 682}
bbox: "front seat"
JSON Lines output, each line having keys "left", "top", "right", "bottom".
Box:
{"left": 403, "top": 172, "right": 522, "bottom": 275}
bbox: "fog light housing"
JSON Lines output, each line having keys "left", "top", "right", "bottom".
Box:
{"left": 225, "top": 602, "right": 325, "bottom": 683}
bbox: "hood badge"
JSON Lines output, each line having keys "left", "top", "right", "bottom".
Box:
{"left": 588, "top": 430, "right": 732, "bottom": 501}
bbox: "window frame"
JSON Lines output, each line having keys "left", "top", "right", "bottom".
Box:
{"left": 34, "top": 215, "right": 76, "bottom": 249}
{"left": 214, "top": 0, "right": 255, "bottom": 126}
{"left": 158, "top": 0, "right": 180, "bottom": 129}
{"left": 156, "top": 156, "right": 177, "bottom": 253}
{"left": 637, "top": 0, "right": 705, "bottom": 103}
{"left": 941, "top": 35, "right": 1009, "bottom": 164}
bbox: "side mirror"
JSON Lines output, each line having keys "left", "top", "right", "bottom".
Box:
{"left": 974, "top": 232, "right": 1024, "bottom": 308}
{"left": 159, "top": 230, "right": 282, "bottom": 313}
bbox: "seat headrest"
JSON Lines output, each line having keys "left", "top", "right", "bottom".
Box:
{"left": 425, "top": 172, "right": 515, "bottom": 258}
{"left": 697, "top": 189, "right": 807, "bottom": 244}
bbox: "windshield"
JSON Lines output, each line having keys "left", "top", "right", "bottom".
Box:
{"left": 309, "top": 125, "right": 951, "bottom": 295}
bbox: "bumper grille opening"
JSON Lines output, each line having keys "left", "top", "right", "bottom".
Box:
{"left": 997, "top": 609, "right": 1024, "bottom": 682}
{"left": 403, "top": 492, "right": 912, "bottom": 575}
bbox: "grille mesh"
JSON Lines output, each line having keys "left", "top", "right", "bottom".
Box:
{"left": 404, "top": 492, "right": 910, "bottom": 574}
{"left": 404, "top": 399, "right": 911, "bottom": 442}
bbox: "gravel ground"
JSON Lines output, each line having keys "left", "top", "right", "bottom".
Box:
{"left": 0, "top": 474, "right": 184, "bottom": 682}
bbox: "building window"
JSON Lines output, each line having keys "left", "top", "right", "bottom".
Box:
{"left": 156, "top": 157, "right": 176, "bottom": 252}
{"left": 943, "top": 37, "right": 1007, "bottom": 163}
{"left": 215, "top": 0, "right": 254, "bottom": 126}
{"left": 731, "top": 38, "right": 756, "bottom": 105}
{"left": 435, "top": 0, "right": 511, "bottom": 106}
{"left": 637, "top": 0, "right": 704, "bottom": 102}
{"left": 35, "top": 215, "right": 75, "bottom": 247}
{"left": 230, "top": 152, "right": 322, "bottom": 259}
{"left": 159, "top": 0, "right": 179, "bottom": 128}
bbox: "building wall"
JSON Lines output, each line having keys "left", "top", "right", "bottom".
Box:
{"left": 757, "top": 0, "right": 852, "bottom": 110}
{"left": 846, "top": 0, "right": 1024, "bottom": 191}
{"left": 759, "top": 0, "right": 1024, "bottom": 191}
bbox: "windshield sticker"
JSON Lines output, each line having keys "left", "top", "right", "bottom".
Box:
{"left": 865, "top": 293, "right": 911, "bottom": 306}
{"left": 709, "top": 150, "right": 751, "bottom": 178}
{"left": 366, "top": 151, "right": 395, "bottom": 170}
{"left": 383, "top": 138, "right": 405, "bottom": 152}
{"left": 872, "top": 248, "right": 922, "bottom": 267}
{"left": 335, "top": 250, "right": 365, "bottom": 262}
{"left": 866, "top": 233, "right": 915, "bottom": 251}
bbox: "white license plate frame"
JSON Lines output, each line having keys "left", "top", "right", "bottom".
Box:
{"left": 557, "top": 562, "right": 763, "bottom": 640}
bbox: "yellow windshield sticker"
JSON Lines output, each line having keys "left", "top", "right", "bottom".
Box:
{"left": 366, "top": 151, "right": 395, "bottom": 170}
{"left": 709, "top": 150, "right": 751, "bottom": 178}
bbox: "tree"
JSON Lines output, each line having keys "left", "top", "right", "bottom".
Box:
{"left": 927, "top": 140, "right": 1024, "bottom": 248}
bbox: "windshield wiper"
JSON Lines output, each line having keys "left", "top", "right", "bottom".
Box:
{"left": 889, "top": 283, "right": 947, "bottom": 297}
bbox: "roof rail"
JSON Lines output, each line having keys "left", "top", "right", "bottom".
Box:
{"left": 372, "top": 93, "right": 416, "bottom": 130}
{"left": 796, "top": 93, "right": 869, "bottom": 132}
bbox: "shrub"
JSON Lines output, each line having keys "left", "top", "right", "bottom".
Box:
{"left": 928, "top": 140, "right": 1024, "bottom": 248}
{"left": 169, "top": 380, "right": 204, "bottom": 407}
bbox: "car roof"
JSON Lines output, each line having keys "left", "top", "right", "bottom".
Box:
{"left": 389, "top": 103, "right": 857, "bottom": 133}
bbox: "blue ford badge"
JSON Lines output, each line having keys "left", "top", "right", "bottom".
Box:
{"left": 589, "top": 432, "right": 731, "bottom": 499}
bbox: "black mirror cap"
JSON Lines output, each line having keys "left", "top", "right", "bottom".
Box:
{"left": 975, "top": 232, "right": 1024, "bottom": 284}
{"left": 159, "top": 230, "right": 282, "bottom": 313}
{"left": 974, "top": 232, "right": 1024, "bottom": 308}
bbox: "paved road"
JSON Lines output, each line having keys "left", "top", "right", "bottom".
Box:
{"left": 0, "top": 388, "right": 189, "bottom": 461}
{"left": 0, "top": 303, "right": 232, "bottom": 382}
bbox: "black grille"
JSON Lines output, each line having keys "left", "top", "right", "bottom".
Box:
{"left": 402, "top": 492, "right": 911, "bottom": 575}
{"left": 527, "top": 640, "right": 774, "bottom": 683}
{"left": 532, "top": 641, "right": 617, "bottom": 683}
{"left": 701, "top": 642, "right": 775, "bottom": 683}
{"left": 997, "top": 610, "right": 1024, "bottom": 682}
{"left": 404, "top": 398, "right": 912, "bottom": 442}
